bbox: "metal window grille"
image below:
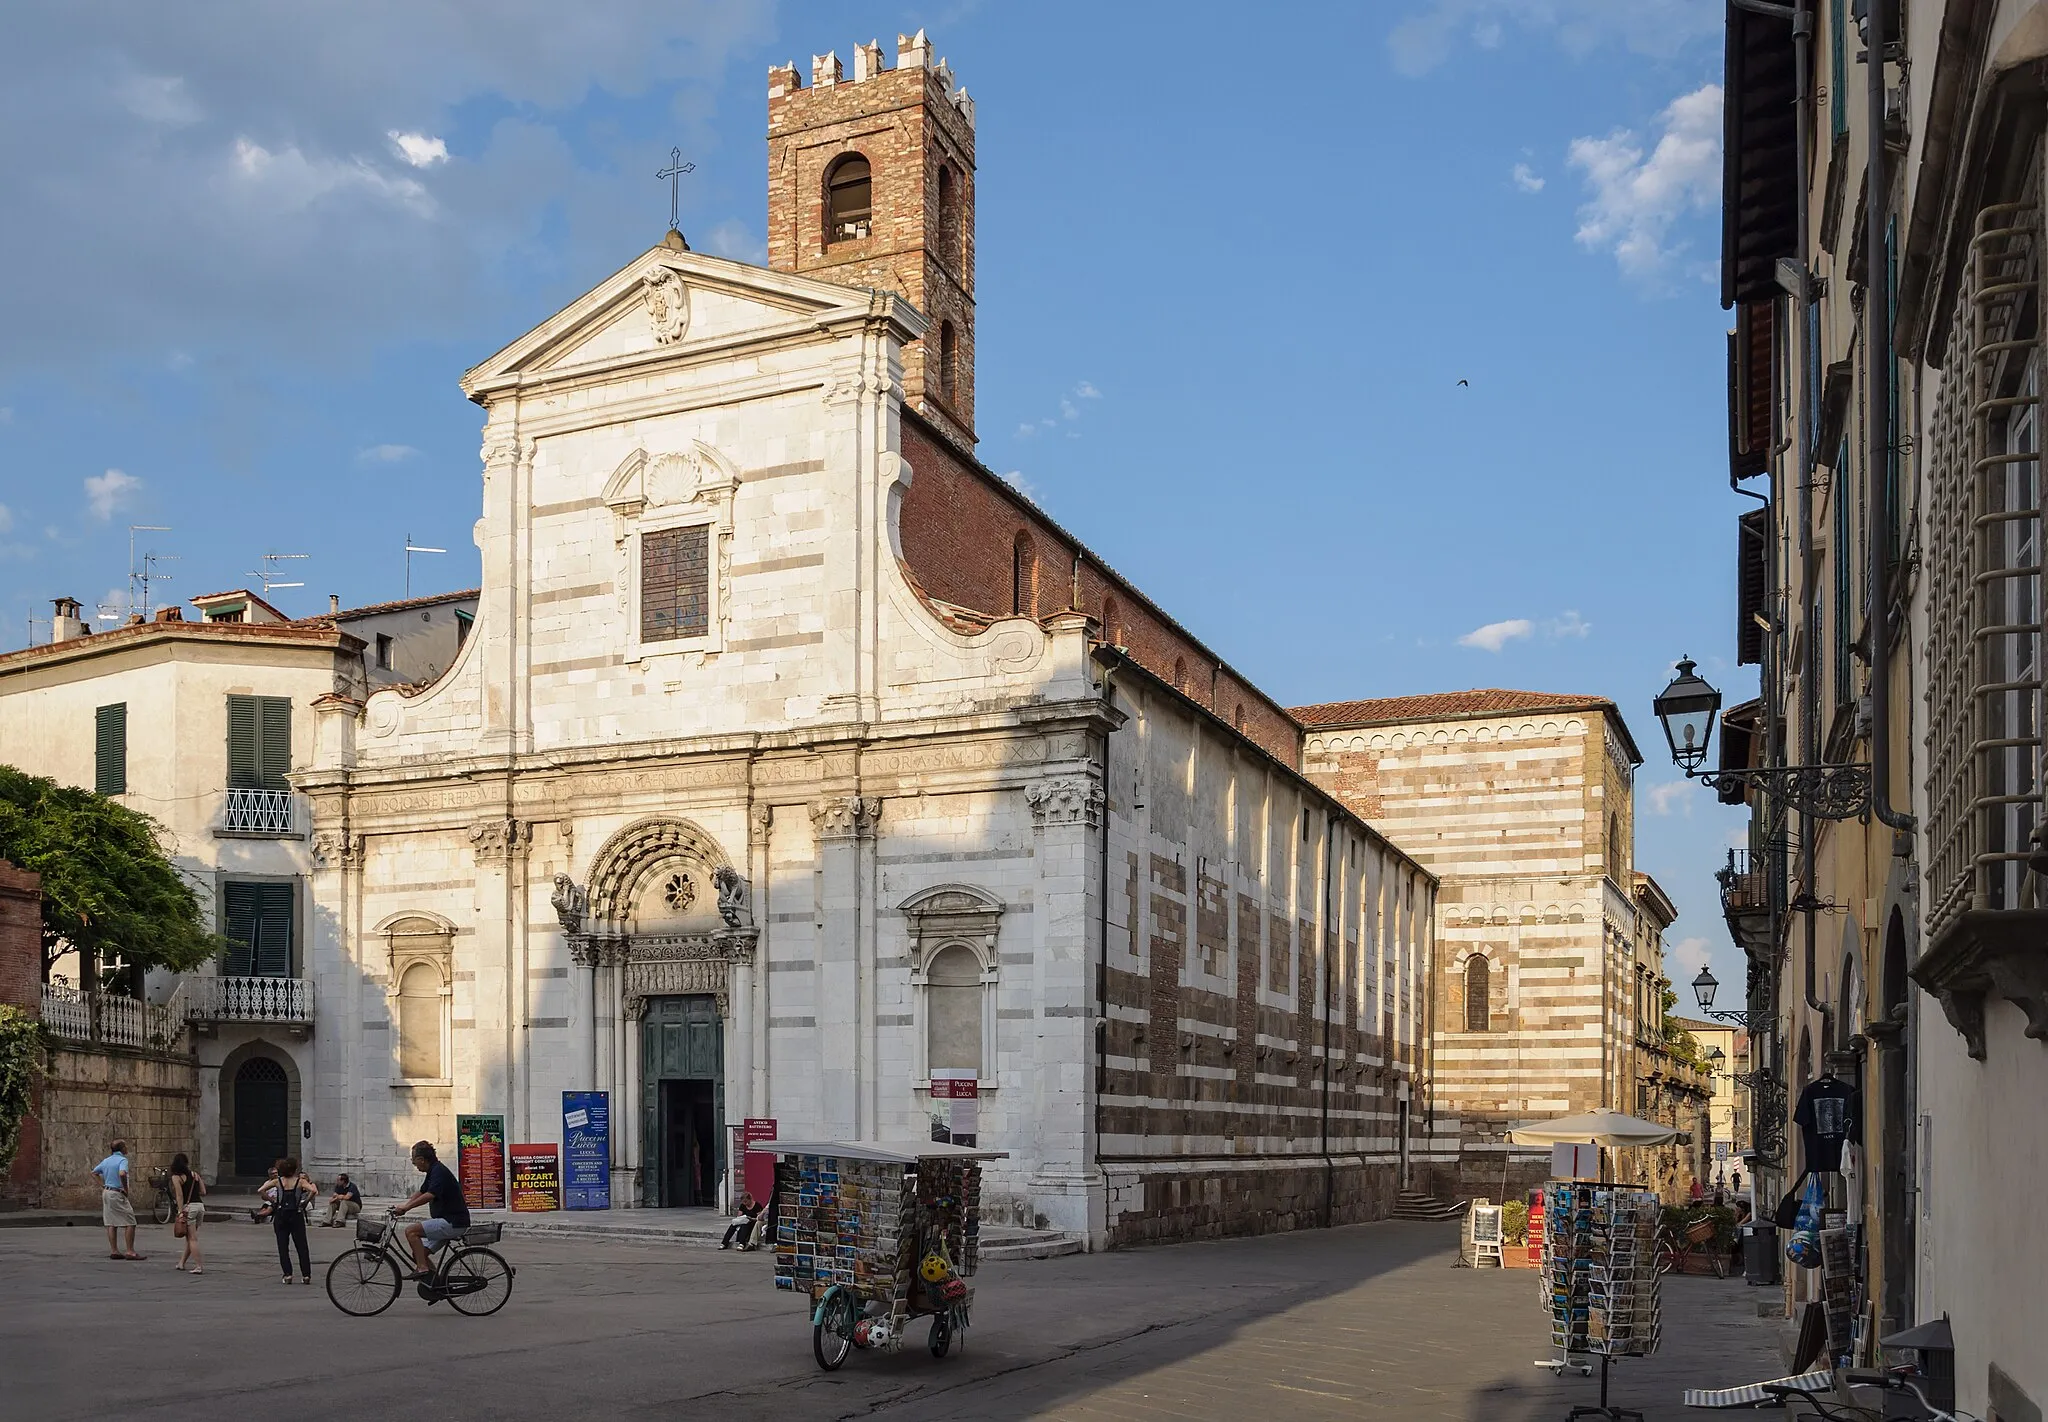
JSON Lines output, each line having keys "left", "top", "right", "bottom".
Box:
{"left": 1924, "top": 176, "right": 2046, "bottom": 938}
{"left": 640, "top": 524, "right": 710, "bottom": 642}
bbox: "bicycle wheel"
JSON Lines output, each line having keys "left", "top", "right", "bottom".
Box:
{"left": 444, "top": 1247, "right": 515, "bottom": 1317}
{"left": 153, "top": 1193, "right": 174, "bottom": 1226}
{"left": 929, "top": 1313, "right": 951, "bottom": 1358}
{"left": 326, "top": 1247, "right": 402, "bottom": 1316}
{"left": 813, "top": 1289, "right": 855, "bottom": 1371}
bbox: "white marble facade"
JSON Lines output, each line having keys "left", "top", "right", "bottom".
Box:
{"left": 299, "top": 243, "right": 1128, "bottom": 1232}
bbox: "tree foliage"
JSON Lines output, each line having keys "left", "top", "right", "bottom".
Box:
{"left": 0, "top": 766, "right": 219, "bottom": 984}
{"left": 0, "top": 1005, "right": 42, "bottom": 1174}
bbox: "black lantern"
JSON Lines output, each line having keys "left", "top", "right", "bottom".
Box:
{"left": 1655, "top": 657, "right": 1722, "bottom": 771}
{"left": 1693, "top": 965, "right": 1720, "bottom": 1012}
{"left": 1708, "top": 1045, "right": 1726, "bottom": 1067}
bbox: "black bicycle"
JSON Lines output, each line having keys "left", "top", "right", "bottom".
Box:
{"left": 145, "top": 1167, "right": 176, "bottom": 1226}
{"left": 325, "top": 1213, "right": 514, "bottom": 1317}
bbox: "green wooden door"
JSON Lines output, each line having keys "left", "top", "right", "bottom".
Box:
{"left": 640, "top": 995, "right": 724, "bottom": 1206}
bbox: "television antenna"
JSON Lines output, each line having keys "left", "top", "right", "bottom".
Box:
{"left": 248, "top": 552, "right": 310, "bottom": 596}
{"left": 404, "top": 535, "right": 447, "bottom": 598}
{"left": 136, "top": 549, "right": 179, "bottom": 621}
{"left": 127, "top": 525, "right": 170, "bottom": 620}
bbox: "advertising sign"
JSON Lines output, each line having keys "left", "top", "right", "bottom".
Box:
{"left": 509, "top": 1143, "right": 561, "bottom": 1212}
{"left": 563, "top": 1090, "right": 611, "bottom": 1211}
{"left": 742, "top": 1117, "right": 777, "bottom": 1204}
{"left": 456, "top": 1114, "right": 507, "bottom": 1211}
{"left": 1550, "top": 1141, "right": 1599, "bottom": 1181}
{"left": 931, "top": 1070, "right": 978, "bottom": 1148}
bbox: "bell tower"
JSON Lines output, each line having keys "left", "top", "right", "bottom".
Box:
{"left": 767, "top": 31, "right": 976, "bottom": 451}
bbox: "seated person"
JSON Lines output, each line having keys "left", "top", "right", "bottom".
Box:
{"left": 392, "top": 1140, "right": 469, "bottom": 1279}
{"left": 721, "top": 1191, "right": 764, "bottom": 1250}
{"left": 325, "top": 1172, "right": 363, "bottom": 1227}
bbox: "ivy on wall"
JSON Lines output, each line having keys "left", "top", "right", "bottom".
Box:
{"left": 0, "top": 1005, "right": 43, "bottom": 1175}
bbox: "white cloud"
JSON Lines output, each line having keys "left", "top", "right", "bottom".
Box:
{"left": 1458, "top": 610, "right": 1591, "bottom": 651}
{"left": 701, "top": 218, "right": 765, "bottom": 265}
{"left": 1512, "top": 162, "right": 1545, "bottom": 193}
{"left": 231, "top": 136, "right": 430, "bottom": 214}
{"left": 1059, "top": 398, "right": 1079, "bottom": 420}
{"left": 1569, "top": 83, "right": 1722, "bottom": 280}
{"left": 1459, "top": 617, "right": 1535, "bottom": 652}
{"left": 84, "top": 468, "right": 140, "bottom": 519}
{"left": 1669, "top": 936, "right": 1713, "bottom": 975}
{"left": 118, "top": 73, "right": 201, "bottom": 127}
{"left": 1074, "top": 381, "right": 1101, "bottom": 399}
{"left": 357, "top": 443, "right": 419, "bottom": 463}
{"left": 387, "top": 130, "right": 448, "bottom": 168}
{"left": 1388, "top": 0, "right": 1721, "bottom": 77}
{"left": 995, "top": 469, "right": 1041, "bottom": 506}
{"left": 0, "top": 406, "right": 12, "bottom": 423}
{"left": 1645, "top": 781, "right": 1692, "bottom": 816}
{"left": 0, "top": 503, "right": 12, "bottom": 533}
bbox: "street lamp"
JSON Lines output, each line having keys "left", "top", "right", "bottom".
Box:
{"left": 1692, "top": 963, "right": 1773, "bottom": 1031}
{"left": 1693, "top": 965, "right": 1719, "bottom": 1012}
{"left": 1652, "top": 657, "right": 1872, "bottom": 820}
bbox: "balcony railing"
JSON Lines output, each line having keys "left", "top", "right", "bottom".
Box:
{"left": 223, "top": 787, "right": 296, "bottom": 834}
{"left": 180, "top": 974, "right": 314, "bottom": 1025}
{"left": 39, "top": 984, "right": 185, "bottom": 1050}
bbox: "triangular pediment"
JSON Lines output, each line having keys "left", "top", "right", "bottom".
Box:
{"left": 460, "top": 243, "right": 922, "bottom": 399}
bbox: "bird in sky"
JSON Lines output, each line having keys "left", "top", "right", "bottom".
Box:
{"left": 1457, "top": 379, "right": 1469, "bottom": 387}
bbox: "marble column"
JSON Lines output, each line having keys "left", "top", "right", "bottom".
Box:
{"left": 811, "top": 795, "right": 879, "bottom": 1139}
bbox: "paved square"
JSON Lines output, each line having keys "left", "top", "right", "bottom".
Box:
{"left": 0, "top": 1218, "right": 1778, "bottom": 1420}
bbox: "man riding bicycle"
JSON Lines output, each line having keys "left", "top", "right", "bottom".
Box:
{"left": 392, "top": 1140, "right": 469, "bottom": 1279}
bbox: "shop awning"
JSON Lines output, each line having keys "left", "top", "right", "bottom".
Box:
{"left": 1721, "top": 0, "right": 1800, "bottom": 309}
{"left": 1507, "top": 1109, "right": 1682, "bottom": 1148}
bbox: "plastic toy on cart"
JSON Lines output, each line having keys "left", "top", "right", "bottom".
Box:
{"left": 761, "top": 1140, "right": 1008, "bottom": 1372}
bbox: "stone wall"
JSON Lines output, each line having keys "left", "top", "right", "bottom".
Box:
{"left": 1, "top": 862, "right": 41, "bottom": 1208}
{"left": 36, "top": 1044, "right": 199, "bottom": 1209}
{"left": 1103, "top": 1158, "right": 1404, "bottom": 1247}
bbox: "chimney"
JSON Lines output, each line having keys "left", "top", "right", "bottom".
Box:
{"left": 50, "top": 596, "right": 87, "bottom": 643}
{"left": 811, "top": 52, "right": 842, "bottom": 88}
{"left": 154, "top": 606, "right": 183, "bottom": 623}
{"left": 853, "top": 40, "right": 886, "bottom": 82}
{"left": 897, "top": 28, "right": 931, "bottom": 70}
{"left": 329, "top": 594, "right": 341, "bottom": 615}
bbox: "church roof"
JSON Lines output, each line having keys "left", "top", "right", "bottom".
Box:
{"left": 1290, "top": 688, "right": 1611, "bottom": 726}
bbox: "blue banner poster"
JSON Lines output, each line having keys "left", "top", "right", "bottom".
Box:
{"left": 563, "top": 1091, "right": 611, "bottom": 1210}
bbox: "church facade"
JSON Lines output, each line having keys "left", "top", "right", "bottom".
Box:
{"left": 297, "top": 33, "right": 1441, "bottom": 1246}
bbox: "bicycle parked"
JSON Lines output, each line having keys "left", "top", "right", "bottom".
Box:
{"left": 144, "top": 1167, "right": 176, "bottom": 1226}
{"left": 325, "top": 1212, "right": 515, "bottom": 1317}
{"left": 1653, "top": 1215, "right": 1728, "bottom": 1278}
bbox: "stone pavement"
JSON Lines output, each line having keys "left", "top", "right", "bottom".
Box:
{"left": 0, "top": 1218, "right": 1779, "bottom": 1421}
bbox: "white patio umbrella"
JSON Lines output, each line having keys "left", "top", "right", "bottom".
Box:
{"left": 1507, "top": 1108, "right": 1681, "bottom": 1148}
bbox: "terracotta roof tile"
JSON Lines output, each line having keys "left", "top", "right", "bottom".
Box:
{"left": 296, "top": 588, "right": 480, "bottom": 625}
{"left": 1288, "top": 688, "right": 1615, "bottom": 728}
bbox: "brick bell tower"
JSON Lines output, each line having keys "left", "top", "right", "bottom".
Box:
{"left": 768, "top": 31, "right": 976, "bottom": 451}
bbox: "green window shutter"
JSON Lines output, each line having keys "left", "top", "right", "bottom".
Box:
{"left": 221, "top": 881, "right": 258, "bottom": 975}
{"left": 95, "top": 703, "right": 127, "bottom": 796}
{"left": 227, "top": 695, "right": 259, "bottom": 789}
{"left": 1831, "top": 0, "right": 1848, "bottom": 139}
{"left": 221, "top": 880, "right": 295, "bottom": 976}
{"left": 259, "top": 697, "right": 292, "bottom": 791}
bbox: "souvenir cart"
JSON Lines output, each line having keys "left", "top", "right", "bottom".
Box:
{"left": 764, "top": 1140, "right": 1006, "bottom": 1371}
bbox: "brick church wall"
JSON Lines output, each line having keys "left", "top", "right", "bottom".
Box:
{"left": 897, "top": 413, "right": 1304, "bottom": 767}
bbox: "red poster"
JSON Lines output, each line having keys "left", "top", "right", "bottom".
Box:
{"left": 456, "top": 1113, "right": 506, "bottom": 1211}
{"left": 509, "top": 1144, "right": 560, "bottom": 1212}
{"left": 742, "top": 1117, "right": 776, "bottom": 1204}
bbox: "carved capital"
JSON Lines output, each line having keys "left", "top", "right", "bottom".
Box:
{"left": 1025, "top": 775, "right": 1104, "bottom": 829}
{"left": 470, "top": 817, "right": 533, "bottom": 865}
{"left": 309, "top": 830, "right": 362, "bottom": 870}
{"left": 713, "top": 865, "right": 754, "bottom": 929}
{"left": 812, "top": 795, "right": 882, "bottom": 842}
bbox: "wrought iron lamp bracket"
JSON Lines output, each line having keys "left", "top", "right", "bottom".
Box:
{"left": 1688, "top": 763, "right": 1871, "bottom": 821}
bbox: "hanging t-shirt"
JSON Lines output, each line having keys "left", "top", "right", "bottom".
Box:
{"left": 1793, "top": 1075, "right": 1861, "bottom": 1173}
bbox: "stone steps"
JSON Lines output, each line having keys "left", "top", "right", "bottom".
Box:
{"left": 1390, "top": 1190, "right": 1469, "bottom": 1221}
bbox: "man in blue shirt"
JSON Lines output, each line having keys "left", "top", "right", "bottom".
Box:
{"left": 92, "top": 1139, "right": 143, "bottom": 1260}
{"left": 324, "top": 1172, "right": 364, "bottom": 1228}
{"left": 393, "top": 1140, "right": 469, "bottom": 1278}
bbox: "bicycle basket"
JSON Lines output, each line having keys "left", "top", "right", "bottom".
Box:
{"left": 462, "top": 1223, "right": 503, "bottom": 1246}
{"left": 356, "top": 1218, "right": 387, "bottom": 1244}
{"left": 1684, "top": 1217, "right": 1717, "bottom": 1246}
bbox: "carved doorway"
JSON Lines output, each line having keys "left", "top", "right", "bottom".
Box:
{"left": 641, "top": 994, "right": 723, "bottom": 1207}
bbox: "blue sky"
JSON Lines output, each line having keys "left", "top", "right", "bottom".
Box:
{"left": 0, "top": 0, "right": 1752, "bottom": 1002}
